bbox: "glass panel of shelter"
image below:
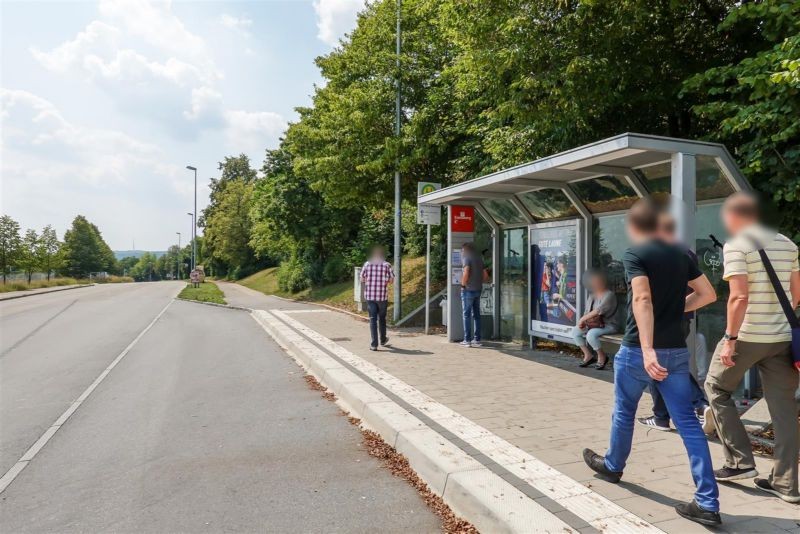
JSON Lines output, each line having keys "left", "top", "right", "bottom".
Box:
{"left": 473, "top": 211, "right": 495, "bottom": 341}
{"left": 570, "top": 175, "right": 639, "bottom": 213}
{"left": 481, "top": 198, "right": 527, "bottom": 225}
{"left": 517, "top": 189, "right": 578, "bottom": 220}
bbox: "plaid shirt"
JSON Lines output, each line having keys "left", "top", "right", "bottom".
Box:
{"left": 360, "top": 260, "right": 394, "bottom": 301}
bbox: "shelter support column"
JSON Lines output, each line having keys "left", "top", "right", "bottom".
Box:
{"left": 671, "top": 152, "right": 698, "bottom": 367}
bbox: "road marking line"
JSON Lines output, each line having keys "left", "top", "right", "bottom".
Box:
{"left": 1, "top": 299, "right": 78, "bottom": 358}
{"left": 0, "top": 299, "right": 174, "bottom": 495}
{"left": 270, "top": 309, "right": 663, "bottom": 534}
{"left": 281, "top": 309, "right": 331, "bottom": 314}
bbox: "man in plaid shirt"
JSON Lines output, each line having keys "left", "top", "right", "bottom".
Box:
{"left": 360, "top": 246, "right": 395, "bottom": 350}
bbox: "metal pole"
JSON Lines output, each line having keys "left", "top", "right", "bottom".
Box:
{"left": 187, "top": 212, "right": 194, "bottom": 271}
{"left": 425, "top": 223, "right": 430, "bottom": 334}
{"left": 392, "top": 0, "right": 402, "bottom": 322}
{"left": 193, "top": 168, "right": 197, "bottom": 271}
{"left": 176, "top": 232, "right": 181, "bottom": 279}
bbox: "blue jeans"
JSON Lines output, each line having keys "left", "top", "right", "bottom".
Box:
{"left": 651, "top": 376, "right": 708, "bottom": 425}
{"left": 605, "top": 346, "right": 719, "bottom": 512}
{"left": 461, "top": 289, "right": 481, "bottom": 342}
{"left": 572, "top": 324, "right": 616, "bottom": 351}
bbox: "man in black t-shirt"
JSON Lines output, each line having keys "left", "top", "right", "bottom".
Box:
{"left": 582, "top": 199, "right": 722, "bottom": 527}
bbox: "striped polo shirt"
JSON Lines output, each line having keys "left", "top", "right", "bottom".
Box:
{"left": 722, "top": 224, "right": 799, "bottom": 342}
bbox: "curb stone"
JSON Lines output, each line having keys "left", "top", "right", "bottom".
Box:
{"left": 250, "top": 308, "right": 578, "bottom": 534}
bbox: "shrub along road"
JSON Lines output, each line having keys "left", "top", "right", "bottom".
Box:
{"left": 0, "top": 284, "right": 439, "bottom": 532}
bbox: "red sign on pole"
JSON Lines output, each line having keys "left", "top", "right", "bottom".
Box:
{"left": 451, "top": 206, "right": 475, "bottom": 233}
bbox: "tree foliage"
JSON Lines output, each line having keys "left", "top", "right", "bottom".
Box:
{"left": 0, "top": 215, "right": 22, "bottom": 283}
{"left": 683, "top": 0, "right": 800, "bottom": 241}
{"left": 62, "top": 215, "right": 116, "bottom": 278}
{"left": 36, "top": 225, "right": 63, "bottom": 280}
{"left": 19, "top": 229, "right": 39, "bottom": 284}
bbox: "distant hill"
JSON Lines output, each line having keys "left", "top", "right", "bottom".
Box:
{"left": 114, "top": 250, "right": 167, "bottom": 260}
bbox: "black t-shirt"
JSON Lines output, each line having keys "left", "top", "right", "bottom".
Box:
{"left": 621, "top": 239, "right": 702, "bottom": 348}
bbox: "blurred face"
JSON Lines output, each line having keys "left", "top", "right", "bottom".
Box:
{"left": 371, "top": 248, "right": 384, "bottom": 261}
{"left": 589, "top": 274, "right": 606, "bottom": 294}
{"left": 721, "top": 207, "right": 748, "bottom": 236}
{"left": 657, "top": 215, "right": 677, "bottom": 243}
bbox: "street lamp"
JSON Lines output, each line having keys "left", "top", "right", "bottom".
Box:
{"left": 187, "top": 212, "right": 195, "bottom": 271}
{"left": 186, "top": 165, "right": 197, "bottom": 273}
{"left": 176, "top": 232, "right": 181, "bottom": 279}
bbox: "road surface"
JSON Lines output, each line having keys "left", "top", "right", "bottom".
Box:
{"left": 0, "top": 283, "right": 439, "bottom": 532}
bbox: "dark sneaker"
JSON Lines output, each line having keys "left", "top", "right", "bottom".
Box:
{"left": 754, "top": 478, "right": 800, "bottom": 503}
{"left": 637, "top": 416, "right": 671, "bottom": 432}
{"left": 582, "top": 448, "right": 622, "bottom": 483}
{"left": 380, "top": 337, "right": 389, "bottom": 346}
{"left": 699, "top": 406, "right": 716, "bottom": 436}
{"left": 675, "top": 500, "right": 721, "bottom": 526}
{"left": 714, "top": 466, "right": 758, "bottom": 481}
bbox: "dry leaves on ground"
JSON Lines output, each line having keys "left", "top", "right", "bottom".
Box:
{"left": 303, "top": 373, "right": 478, "bottom": 533}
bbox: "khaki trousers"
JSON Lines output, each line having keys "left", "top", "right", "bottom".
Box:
{"left": 705, "top": 339, "right": 799, "bottom": 496}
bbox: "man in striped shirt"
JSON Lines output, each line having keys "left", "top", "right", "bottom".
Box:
{"left": 705, "top": 192, "right": 800, "bottom": 503}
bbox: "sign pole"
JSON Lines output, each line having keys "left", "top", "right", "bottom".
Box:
{"left": 425, "top": 223, "right": 431, "bottom": 334}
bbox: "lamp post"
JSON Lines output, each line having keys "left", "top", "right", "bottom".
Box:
{"left": 187, "top": 212, "right": 194, "bottom": 271}
{"left": 393, "top": 0, "right": 402, "bottom": 322}
{"left": 186, "top": 165, "right": 197, "bottom": 273}
{"left": 176, "top": 232, "right": 181, "bottom": 280}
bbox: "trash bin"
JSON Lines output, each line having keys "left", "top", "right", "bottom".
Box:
{"left": 439, "top": 297, "right": 447, "bottom": 327}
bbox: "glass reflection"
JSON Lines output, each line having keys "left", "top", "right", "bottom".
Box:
{"left": 518, "top": 189, "right": 578, "bottom": 220}
{"left": 570, "top": 175, "right": 638, "bottom": 213}
{"left": 482, "top": 198, "right": 526, "bottom": 225}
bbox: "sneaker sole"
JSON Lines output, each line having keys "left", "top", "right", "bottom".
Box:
{"left": 715, "top": 469, "right": 758, "bottom": 482}
{"left": 675, "top": 507, "right": 721, "bottom": 526}
{"left": 754, "top": 481, "right": 800, "bottom": 503}
{"left": 636, "top": 420, "right": 672, "bottom": 432}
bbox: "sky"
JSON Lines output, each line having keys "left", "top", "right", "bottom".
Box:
{"left": 1, "top": 0, "right": 364, "bottom": 250}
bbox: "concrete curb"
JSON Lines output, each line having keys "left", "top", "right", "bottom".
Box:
{"left": 250, "top": 309, "right": 578, "bottom": 534}
{"left": 0, "top": 283, "right": 95, "bottom": 301}
{"left": 174, "top": 297, "right": 251, "bottom": 312}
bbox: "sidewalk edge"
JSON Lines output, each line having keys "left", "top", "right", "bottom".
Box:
{"left": 250, "top": 309, "right": 577, "bottom": 534}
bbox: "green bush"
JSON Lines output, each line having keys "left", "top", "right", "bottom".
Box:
{"left": 322, "top": 254, "right": 349, "bottom": 284}
{"left": 276, "top": 256, "right": 311, "bottom": 293}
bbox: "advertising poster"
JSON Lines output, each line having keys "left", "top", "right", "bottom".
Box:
{"left": 530, "top": 222, "right": 578, "bottom": 338}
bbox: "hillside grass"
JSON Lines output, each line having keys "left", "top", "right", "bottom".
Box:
{"left": 178, "top": 281, "right": 227, "bottom": 305}
{"left": 238, "top": 255, "right": 445, "bottom": 319}
{"left": 0, "top": 277, "right": 88, "bottom": 293}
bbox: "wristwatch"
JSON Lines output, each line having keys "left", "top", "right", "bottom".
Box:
{"left": 723, "top": 333, "right": 738, "bottom": 341}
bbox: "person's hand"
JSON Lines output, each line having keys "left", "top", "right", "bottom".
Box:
{"left": 578, "top": 320, "right": 585, "bottom": 329}
{"left": 719, "top": 340, "right": 736, "bottom": 367}
{"left": 643, "top": 347, "right": 668, "bottom": 381}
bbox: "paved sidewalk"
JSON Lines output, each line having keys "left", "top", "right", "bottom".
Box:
{"left": 221, "top": 283, "right": 800, "bottom": 533}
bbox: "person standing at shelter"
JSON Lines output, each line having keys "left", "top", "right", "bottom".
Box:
{"left": 360, "top": 246, "right": 395, "bottom": 351}
{"left": 582, "top": 199, "right": 721, "bottom": 526}
{"left": 637, "top": 212, "right": 714, "bottom": 434}
{"left": 705, "top": 192, "right": 800, "bottom": 503}
{"left": 460, "top": 242, "right": 488, "bottom": 347}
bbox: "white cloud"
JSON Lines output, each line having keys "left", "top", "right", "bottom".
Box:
{"left": 220, "top": 13, "right": 253, "bottom": 37}
{"left": 1, "top": 88, "right": 168, "bottom": 185}
{"left": 313, "top": 0, "right": 363, "bottom": 46}
{"left": 222, "top": 109, "right": 285, "bottom": 160}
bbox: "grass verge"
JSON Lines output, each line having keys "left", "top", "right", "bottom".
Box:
{"left": 177, "top": 281, "right": 227, "bottom": 305}
{"left": 0, "top": 277, "right": 88, "bottom": 293}
{"left": 238, "top": 255, "right": 445, "bottom": 319}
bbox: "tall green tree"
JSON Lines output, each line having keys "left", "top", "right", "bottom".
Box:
{"left": 0, "top": 215, "right": 22, "bottom": 284}
{"left": 19, "top": 229, "right": 39, "bottom": 284}
{"left": 683, "top": 0, "right": 800, "bottom": 241}
{"left": 36, "top": 225, "right": 63, "bottom": 280}
{"left": 129, "top": 252, "right": 158, "bottom": 281}
{"left": 62, "top": 215, "right": 116, "bottom": 278}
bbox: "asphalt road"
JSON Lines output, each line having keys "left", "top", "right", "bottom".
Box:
{"left": 0, "top": 283, "right": 439, "bottom": 533}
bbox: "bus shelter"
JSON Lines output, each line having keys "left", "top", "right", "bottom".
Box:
{"left": 418, "top": 133, "right": 751, "bottom": 385}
